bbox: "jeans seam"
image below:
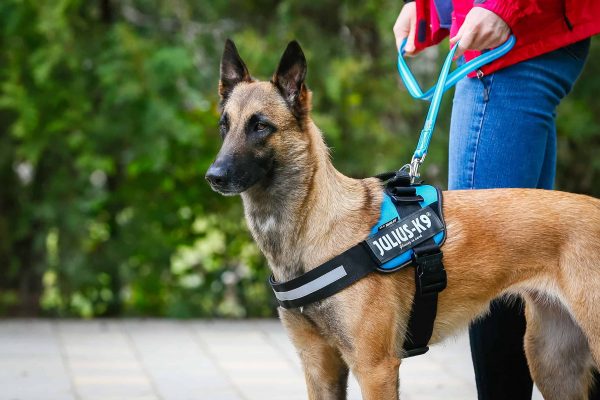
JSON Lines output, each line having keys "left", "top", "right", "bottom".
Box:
{"left": 469, "top": 74, "right": 495, "bottom": 189}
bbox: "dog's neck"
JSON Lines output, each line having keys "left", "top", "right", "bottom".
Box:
{"left": 241, "top": 120, "right": 382, "bottom": 283}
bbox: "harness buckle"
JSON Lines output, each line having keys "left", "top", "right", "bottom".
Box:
{"left": 412, "top": 249, "right": 447, "bottom": 296}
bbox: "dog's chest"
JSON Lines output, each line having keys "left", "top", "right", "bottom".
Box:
{"left": 301, "top": 300, "right": 353, "bottom": 350}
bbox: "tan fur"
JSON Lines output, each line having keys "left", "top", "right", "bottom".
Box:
{"left": 213, "top": 43, "right": 600, "bottom": 399}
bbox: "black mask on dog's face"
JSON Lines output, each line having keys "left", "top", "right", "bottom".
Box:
{"left": 205, "top": 113, "right": 276, "bottom": 196}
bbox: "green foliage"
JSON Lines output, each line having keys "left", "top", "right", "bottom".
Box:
{"left": 0, "top": 1, "right": 598, "bottom": 317}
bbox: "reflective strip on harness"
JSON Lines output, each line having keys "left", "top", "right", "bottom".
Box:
{"left": 269, "top": 243, "right": 377, "bottom": 310}
{"left": 272, "top": 266, "right": 347, "bottom": 302}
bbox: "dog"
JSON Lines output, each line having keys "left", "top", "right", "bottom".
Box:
{"left": 206, "top": 39, "right": 600, "bottom": 400}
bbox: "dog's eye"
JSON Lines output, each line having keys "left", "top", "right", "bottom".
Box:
{"left": 255, "top": 122, "right": 268, "bottom": 132}
{"left": 219, "top": 118, "right": 229, "bottom": 138}
{"left": 247, "top": 114, "right": 274, "bottom": 136}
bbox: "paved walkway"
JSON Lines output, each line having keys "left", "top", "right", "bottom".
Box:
{"left": 0, "top": 320, "right": 543, "bottom": 400}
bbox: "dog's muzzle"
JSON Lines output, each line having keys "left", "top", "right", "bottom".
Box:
{"left": 205, "top": 162, "right": 230, "bottom": 191}
{"left": 205, "top": 154, "right": 261, "bottom": 195}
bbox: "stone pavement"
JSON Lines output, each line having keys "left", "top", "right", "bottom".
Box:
{"left": 0, "top": 320, "right": 543, "bottom": 400}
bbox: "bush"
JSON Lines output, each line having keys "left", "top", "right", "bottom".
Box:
{"left": 0, "top": 1, "right": 598, "bottom": 317}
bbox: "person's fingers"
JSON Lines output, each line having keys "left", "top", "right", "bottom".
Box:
{"left": 393, "top": 18, "right": 409, "bottom": 51}
{"left": 393, "top": 3, "right": 417, "bottom": 54}
{"left": 449, "top": 28, "right": 462, "bottom": 48}
{"left": 450, "top": 23, "right": 466, "bottom": 58}
{"left": 405, "top": 12, "right": 416, "bottom": 54}
{"left": 451, "top": 7, "right": 511, "bottom": 56}
{"left": 480, "top": 30, "right": 510, "bottom": 50}
{"left": 449, "top": 19, "right": 466, "bottom": 48}
{"left": 468, "top": 30, "right": 490, "bottom": 50}
{"left": 449, "top": 33, "right": 460, "bottom": 48}
{"left": 453, "top": 28, "right": 475, "bottom": 59}
{"left": 469, "top": 27, "right": 509, "bottom": 52}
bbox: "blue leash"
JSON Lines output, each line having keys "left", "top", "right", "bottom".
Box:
{"left": 397, "top": 35, "right": 516, "bottom": 181}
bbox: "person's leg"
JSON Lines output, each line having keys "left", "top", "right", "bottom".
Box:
{"left": 470, "top": 299, "right": 532, "bottom": 399}
{"left": 449, "top": 39, "right": 590, "bottom": 400}
{"left": 536, "top": 119, "right": 556, "bottom": 190}
{"left": 591, "top": 370, "right": 600, "bottom": 400}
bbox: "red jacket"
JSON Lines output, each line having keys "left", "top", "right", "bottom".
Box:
{"left": 414, "top": 0, "right": 600, "bottom": 76}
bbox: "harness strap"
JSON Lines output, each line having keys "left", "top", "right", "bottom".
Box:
{"left": 269, "top": 243, "right": 375, "bottom": 309}
{"left": 388, "top": 185, "right": 446, "bottom": 357}
{"left": 402, "top": 244, "right": 446, "bottom": 356}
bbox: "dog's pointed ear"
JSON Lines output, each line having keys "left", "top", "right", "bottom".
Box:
{"left": 219, "top": 39, "right": 251, "bottom": 102}
{"left": 272, "top": 40, "right": 310, "bottom": 120}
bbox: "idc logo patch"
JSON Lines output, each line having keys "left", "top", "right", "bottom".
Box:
{"left": 366, "top": 206, "right": 443, "bottom": 264}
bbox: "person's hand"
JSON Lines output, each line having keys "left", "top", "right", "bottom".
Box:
{"left": 450, "top": 7, "right": 510, "bottom": 59}
{"left": 393, "top": 2, "right": 418, "bottom": 55}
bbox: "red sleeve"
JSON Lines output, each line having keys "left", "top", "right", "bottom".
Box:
{"left": 414, "top": 0, "right": 450, "bottom": 52}
{"left": 474, "top": 0, "right": 542, "bottom": 29}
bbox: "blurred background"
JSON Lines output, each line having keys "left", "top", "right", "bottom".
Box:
{"left": 1, "top": 0, "right": 599, "bottom": 319}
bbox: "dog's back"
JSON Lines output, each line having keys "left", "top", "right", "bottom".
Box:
{"left": 436, "top": 188, "right": 600, "bottom": 399}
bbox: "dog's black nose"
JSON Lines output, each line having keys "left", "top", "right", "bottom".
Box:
{"left": 205, "top": 164, "right": 228, "bottom": 188}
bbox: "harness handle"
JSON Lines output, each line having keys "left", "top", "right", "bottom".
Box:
{"left": 397, "top": 35, "right": 516, "bottom": 181}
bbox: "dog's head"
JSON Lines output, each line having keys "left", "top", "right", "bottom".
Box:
{"left": 205, "top": 40, "right": 312, "bottom": 196}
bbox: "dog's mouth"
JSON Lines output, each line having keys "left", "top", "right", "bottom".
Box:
{"left": 209, "top": 184, "right": 244, "bottom": 196}
{"left": 205, "top": 171, "right": 262, "bottom": 196}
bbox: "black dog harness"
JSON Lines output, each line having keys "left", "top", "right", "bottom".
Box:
{"left": 269, "top": 171, "right": 447, "bottom": 357}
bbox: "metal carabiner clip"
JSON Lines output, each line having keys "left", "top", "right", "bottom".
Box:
{"left": 409, "top": 156, "right": 424, "bottom": 183}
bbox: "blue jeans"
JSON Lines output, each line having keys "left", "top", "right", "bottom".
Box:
{"left": 449, "top": 39, "right": 591, "bottom": 400}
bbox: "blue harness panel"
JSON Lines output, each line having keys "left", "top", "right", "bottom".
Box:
{"left": 369, "top": 185, "right": 445, "bottom": 271}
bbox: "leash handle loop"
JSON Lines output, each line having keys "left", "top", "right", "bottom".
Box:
{"left": 397, "top": 35, "right": 516, "bottom": 101}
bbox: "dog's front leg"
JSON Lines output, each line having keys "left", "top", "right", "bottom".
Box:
{"left": 280, "top": 309, "right": 349, "bottom": 400}
{"left": 352, "top": 355, "right": 401, "bottom": 400}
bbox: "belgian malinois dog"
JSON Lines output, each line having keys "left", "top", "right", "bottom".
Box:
{"left": 206, "top": 39, "right": 600, "bottom": 400}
